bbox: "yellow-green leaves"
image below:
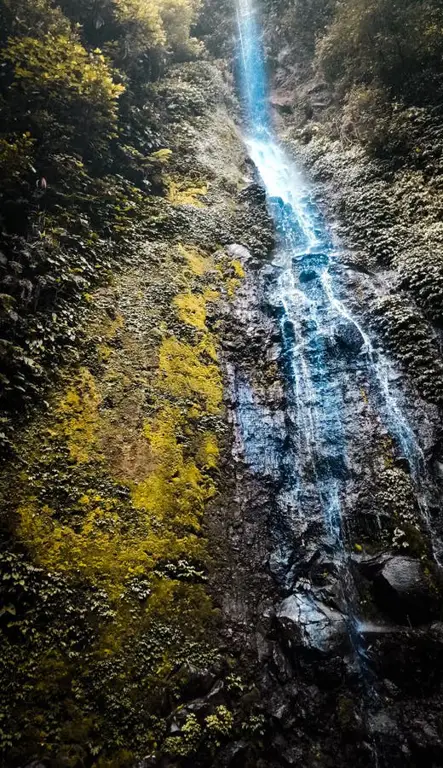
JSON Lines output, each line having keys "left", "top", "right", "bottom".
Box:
{"left": 148, "top": 148, "right": 173, "bottom": 163}
{"left": 2, "top": 33, "right": 124, "bottom": 142}
{"left": 4, "top": 32, "right": 124, "bottom": 102}
{"left": 114, "top": 0, "right": 201, "bottom": 51}
{"left": 0, "top": 132, "right": 35, "bottom": 181}
{"left": 115, "top": 0, "right": 166, "bottom": 47}
{"left": 159, "top": 0, "right": 202, "bottom": 49}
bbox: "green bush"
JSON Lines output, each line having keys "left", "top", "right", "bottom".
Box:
{"left": 317, "top": 0, "right": 443, "bottom": 99}
{"left": 2, "top": 33, "right": 124, "bottom": 152}
{"left": 57, "top": 0, "right": 203, "bottom": 62}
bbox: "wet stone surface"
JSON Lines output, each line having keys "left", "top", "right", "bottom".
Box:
{"left": 212, "top": 135, "right": 443, "bottom": 765}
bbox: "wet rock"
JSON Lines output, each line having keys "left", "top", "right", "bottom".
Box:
{"left": 213, "top": 741, "right": 250, "bottom": 767}
{"left": 269, "top": 543, "right": 293, "bottom": 584}
{"left": 393, "top": 456, "right": 411, "bottom": 473}
{"left": 270, "top": 641, "right": 293, "bottom": 682}
{"left": 342, "top": 260, "right": 374, "bottom": 276}
{"left": 371, "top": 294, "right": 443, "bottom": 406}
{"left": 333, "top": 319, "right": 365, "bottom": 357}
{"left": 266, "top": 688, "right": 291, "bottom": 723}
{"left": 175, "top": 661, "right": 218, "bottom": 699}
{"left": 374, "top": 556, "right": 438, "bottom": 623}
{"left": 276, "top": 592, "right": 348, "bottom": 655}
{"left": 281, "top": 317, "right": 296, "bottom": 343}
{"left": 315, "top": 449, "right": 349, "bottom": 480}
{"left": 299, "top": 268, "right": 318, "bottom": 283}
{"left": 275, "top": 737, "right": 305, "bottom": 765}
{"left": 225, "top": 243, "right": 252, "bottom": 263}
{"left": 261, "top": 94, "right": 443, "bottom": 766}
{"left": 369, "top": 710, "right": 400, "bottom": 737}
{"left": 238, "top": 182, "right": 267, "bottom": 207}
{"left": 410, "top": 718, "right": 441, "bottom": 751}
{"left": 168, "top": 679, "right": 226, "bottom": 738}
{"left": 430, "top": 621, "right": 443, "bottom": 641}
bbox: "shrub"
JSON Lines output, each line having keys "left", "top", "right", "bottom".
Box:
{"left": 317, "top": 0, "right": 443, "bottom": 100}
{"left": 2, "top": 33, "right": 124, "bottom": 151}
{"left": 57, "top": 0, "right": 202, "bottom": 60}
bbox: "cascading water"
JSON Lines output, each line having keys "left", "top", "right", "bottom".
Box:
{"left": 234, "top": 0, "right": 440, "bottom": 686}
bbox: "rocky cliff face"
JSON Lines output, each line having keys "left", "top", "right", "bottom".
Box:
{"left": 213, "top": 161, "right": 443, "bottom": 765}
{"left": 206, "top": 8, "right": 443, "bottom": 763}
{"left": 206, "top": 164, "right": 443, "bottom": 768}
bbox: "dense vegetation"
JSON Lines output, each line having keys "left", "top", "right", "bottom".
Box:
{"left": 263, "top": 0, "right": 443, "bottom": 157}
{"left": 317, "top": 0, "right": 443, "bottom": 96}
{"left": 3, "top": 0, "right": 443, "bottom": 765}
{"left": 0, "top": 1, "right": 252, "bottom": 766}
{"left": 0, "top": 0, "right": 201, "bottom": 452}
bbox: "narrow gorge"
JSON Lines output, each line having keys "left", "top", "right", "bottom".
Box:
{"left": 1, "top": 0, "right": 443, "bottom": 766}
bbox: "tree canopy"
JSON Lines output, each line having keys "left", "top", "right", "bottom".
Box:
{"left": 317, "top": 0, "right": 443, "bottom": 99}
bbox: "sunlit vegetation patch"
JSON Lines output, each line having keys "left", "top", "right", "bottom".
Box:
{"left": 0, "top": 235, "right": 229, "bottom": 763}
{"left": 0, "top": 231, "right": 248, "bottom": 762}
{"left": 158, "top": 336, "right": 221, "bottom": 412}
{"left": 3, "top": 33, "right": 124, "bottom": 141}
{"left": 180, "top": 243, "right": 215, "bottom": 276}
{"left": 0, "top": 0, "right": 251, "bottom": 761}
{"left": 167, "top": 176, "right": 209, "bottom": 206}
{"left": 0, "top": 0, "right": 206, "bottom": 451}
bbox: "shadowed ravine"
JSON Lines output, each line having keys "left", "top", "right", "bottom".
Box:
{"left": 232, "top": 0, "right": 443, "bottom": 761}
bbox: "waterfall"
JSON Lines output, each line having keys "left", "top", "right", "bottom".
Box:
{"left": 234, "top": 0, "right": 439, "bottom": 673}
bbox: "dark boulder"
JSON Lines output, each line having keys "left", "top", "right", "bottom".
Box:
{"left": 299, "top": 268, "right": 318, "bottom": 284}
{"left": 174, "top": 661, "right": 218, "bottom": 699}
{"left": 213, "top": 741, "right": 250, "bottom": 768}
{"left": 238, "top": 182, "right": 267, "bottom": 207}
{"left": 334, "top": 319, "right": 365, "bottom": 358}
{"left": 276, "top": 592, "right": 348, "bottom": 655}
{"left": 409, "top": 717, "right": 442, "bottom": 755}
{"left": 373, "top": 556, "right": 439, "bottom": 624}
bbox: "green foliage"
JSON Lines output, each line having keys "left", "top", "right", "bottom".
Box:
{"left": 0, "top": 155, "right": 235, "bottom": 760}
{"left": 266, "top": 0, "right": 443, "bottom": 159}
{"left": 340, "top": 85, "right": 397, "bottom": 153}
{"left": 0, "top": 0, "right": 71, "bottom": 41}
{"left": 204, "top": 705, "right": 234, "bottom": 745}
{"left": 317, "top": 0, "right": 443, "bottom": 99}
{"left": 57, "top": 0, "right": 203, "bottom": 62}
{"left": 265, "top": 0, "right": 336, "bottom": 61}
{"left": 0, "top": 235, "right": 224, "bottom": 762}
{"left": 0, "top": 0, "right": 210, "bottom": 450}
{"left": 340, "top": 85, "right": 436, "bottom": 161}
{"left": 162, "top": 706, "right": 234, "bottom": 758}
{"left": 195, "top": 0, "right": 235, "bottom": 57}
{"left": 0, "top": 132, "right": 35, "bottom": 181}
{"left": 241, "top": 712, "right": 267, "bottom": 738}
{"left": 0, "top": 2, "right": 252, "bottom": 765}
{"left": 163, "top": 713, "right": 202, "bottom": 756}
{"left": 2, "top": 33, "right": 124, "bottom": 147}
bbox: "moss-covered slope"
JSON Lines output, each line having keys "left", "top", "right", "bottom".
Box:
{"left": 0, "top": 40, "right": 275, "bottom": 763}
